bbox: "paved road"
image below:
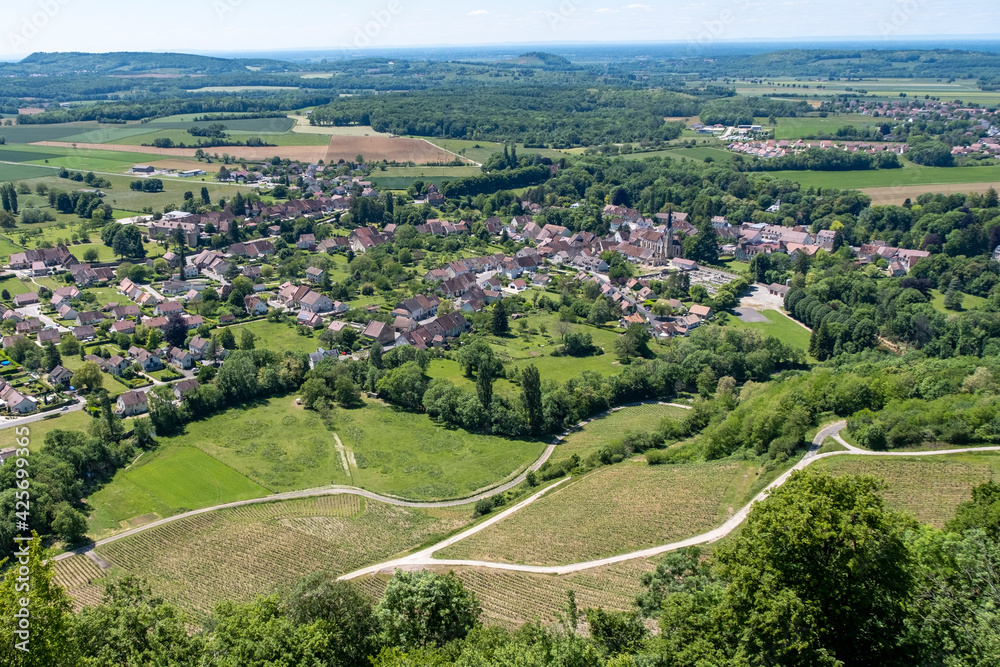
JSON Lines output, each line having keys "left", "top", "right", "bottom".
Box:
{"left": 338, "top": 421, "right": 1000, "bottom": 579}
{"left": 0, "top": 401, "right": 85, "bottom": 432}
{"left": 53, "top": 401, "right": 690, "bottom": 562}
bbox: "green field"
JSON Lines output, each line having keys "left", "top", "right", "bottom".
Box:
{"left": 0, "top": 410, "right": 95, "bottom": 452}
{"left": 765, "top": 163, "right": 1000, "bottom": 191}
{"left": 223, "top": 319, "right": 328, "bottom": 356}
{"left": 727, "top": 308, "right": 813, "bottom": 354}
{"left": 555, "top": 402, "right": 691, "bottom": 461}
{"left": 632, "top": 146, "right": 735, "bottom": 162}
{"left": 0, "top": 163, "right": 57, "bottom": 181}
{"left": 929, "top": 288, "right": 987, "bottom": 313}
{"left": 0, "top": 274, "right": 35, "bottom": 296}
{"left": 436, "top": 458, "right": 756, "bottom": 565}
{"left": 753, "top": 114, "right": 883, "bottom": 140}
{"left": 84, "top": 394, "right": 546, "bottom": 522}
{"left": 74, "top": 495, "right": 471, "bottom": 619}
{"left": 87, "top": 447, "right": 269, "bottom": 535}
{"left": 812, "top": 453, "right": 1000, "bottom": 528}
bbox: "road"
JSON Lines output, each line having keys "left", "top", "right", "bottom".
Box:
{"left": 0, "top": 401, "right": 85, "bottom": 431}
{"left": 338, "top": 421, "right": 1000, "bottom": 579}
{"left": 52, "top": 400, "right": 689, "bottom": 562}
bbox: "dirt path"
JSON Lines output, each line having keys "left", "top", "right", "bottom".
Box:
{"left": 332, "top": 432, "right": 350, "bottom": 474}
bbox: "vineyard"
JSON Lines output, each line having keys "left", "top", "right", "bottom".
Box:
{"left": 53, "top": 555, "right": 107, "bottom": 611}
{"left": 435, "top": 459, "right": 755, "bottom": 566}
{"left": 555, "top": 403, "right": 692, "bottom": 461}
{"left": 89, "top": 495, "right": 470, "bottom": 619}
{"left": 812, "top": 454, "right": 999, "bottom": 528}
{"left": 355, "top": 560, "right": 656, "bottom": 629}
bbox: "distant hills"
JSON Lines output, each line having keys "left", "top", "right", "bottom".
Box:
{"left": 11, "top": 51, "right": 295, "bottom": 75}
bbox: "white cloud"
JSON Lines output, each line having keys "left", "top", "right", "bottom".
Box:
{"left": 468, "top": 9, "right": 489, "bottom": 16}
{"left": 626, "top": 3, "right": 652, "bottom": 9}
{"left": 595, "top": 7, "right": 619, "bottom": 13}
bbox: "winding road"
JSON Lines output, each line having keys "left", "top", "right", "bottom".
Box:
{"left": 54, "top": 408, "right": 1000, "bottom": 582}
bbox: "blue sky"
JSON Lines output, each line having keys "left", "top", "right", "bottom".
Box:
{"left": 3, "top": 0, "right": 997, "bottom": 58}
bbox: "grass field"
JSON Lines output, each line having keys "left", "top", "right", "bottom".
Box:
{"left": 485, "top": 311, "right": 624, "bottom": 382}
{"left": 223, "top": 319, "right": 327, "bottom": 356}
{"left": 436, "top": 459, "right": 755, "bottom": 565}
{"left": 812, "top": 453, "right": 1000, "bottom": 528}
{"left": 86, "top": 495, "right": 471, "bottom": 619}
{"left": 766, "top": 163, "right": 1000, "bottom": 191}
{"left": 87, "top": 447, "right": 269, "bottom": 536}
{"left": 632, "top": 146, "right": 735, "bottom": 162}
{"left": 555, "top": 403, "right": 691, "bottom": 461}
{"left": 0, "top": 410, "right": 95, "bottom": 452}
{"left": 84, "top": 394, "right": 545, "bottom": 516}
{"left": 929, "top": 288, "right": 987, "bottom": 313}
{"left": 0, "top": 274, "right": 35, "bottom": 296}
{"left": 727, "top": 308, "right": 812, "bottom": 354}
{"left": 751, "top": 115, "right": 882, "bottom": 141}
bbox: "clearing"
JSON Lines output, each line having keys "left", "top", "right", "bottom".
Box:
{"left": 554, "top": 403, "right": 692, "bottom": 461}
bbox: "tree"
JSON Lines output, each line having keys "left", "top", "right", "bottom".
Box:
{"left": 76, "top": 575, "right": 200, "bottom": 667}
{"left": 217, "top": 327, "right": 236, "bottom": 350}
{"left": 280, "top": 573, "right": 379, "bottom": 666}
{"left": 943, "top": 276, "right": 964, "bottom": 311}
{"left": 335, "top": 374, "right": 363, "bottom": 408}
{"left": 240, "top": 328, "right": 256, "bottom": 351}
{"left": 201, "top": 186, "right": 211, "bottom": 205}
{"left": 148, "top": 385, "right": 182, "bottom": 436}
{"left": 376, "top": 570, "right": 481, "bottom": 649}
{"left": 376, "top": 362, "right": 427, "bottom": 410}
{"left": 520, "top": 364, "right": 542, "bottom": 434}
{"left": 490, "top": 299, "right": 509, "bottom": 336}
{"left": 717, "top": 470, "right": 916, "bottom": 666}
{"left": 111, "top": 225, "right": 146, "bottom": 259}
{"left": 369, "top": 340, "right": 383, "bottom": 369}
{"left": 0, "top": 535, "right": 80, "bottom": 665}
{"left": 51, "top": 504, "right": 88, "bottom": 543}
{"left": 476, "top": 360, "right": 495, "bottom": 411}
{"left": 74, "top": 361, "right": 104, "bottom": 392}
{"left": 682, "top": 222, "right": 719, "bottom": 264}
{"left": 42, "top": 343, "right": 61, "bottom": 372}
{"left": 163, "top": 312, "right": 188, "bottom": 348}
{"left": 83, "top": 247, "right": 99, "bottom": 262}
{"left": 300, "top": 377, "right": 332, "bottom": 409}
{"left": 587, "top": 297, "right": 612, "bottom": 326}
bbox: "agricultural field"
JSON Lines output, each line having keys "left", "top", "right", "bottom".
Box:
{"left": 751, "top": 114, "right": 883, "bottom": 140}
{"left": 435, "top": 459, "right": 756, "bottom": 565}
{"left": 731, "top": 77, "right": 1000, "bottom": 105}
{"left": 86, "top": 447, "right": 269, "bottom": 537}
{"left": 726, "top": 308, "right": 812, "bottom": 354}
{"left": 89, "top": 496, "right": 472, "bottom": 619}
{"left": 555, "top": 403, "right": 691, "bottom": 461}
{"left": 357, "top": 559, "right": 657, "bottom": 629}
{"left": 327, "top": 135, "right": 466, "bottom": 165}
{"left": 631, "top": 146, "right": 735, "bottom": 162}
{"left": 53, "top": 555, "right": 107, "bottom": 611}
{"left": 811, "top": 453, "right": 1000, "bottom": 528}
{"left": 864, "top": 182, "right": 1000, "bottom": 205}
{"left": 765, "top": 163, "right": 1000, "bottom": 191}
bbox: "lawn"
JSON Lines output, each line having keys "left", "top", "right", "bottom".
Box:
{"left": 436, "top": 458, "right": 756, "bottom": 566}
{"left": 0, "top": 274, "right": 35, "bottom": 297}
{"left": 86, "top": 446, "right": 269, "bottom": 536}
{"left": 0, "top": 163, "right": 55, "bottom": 181}
{"left": 224, "top": 319, "right": 327, "bottom": 355}
{"left": 812, "top": 453, "right": 1000, "bottom": 528}
{"left": 929, "top": 288, "right": 987, "bottom": 313}
{"left": 0, "top": 410, "right": 94, "bottom": 452}
{"left": 554, "top": 403, "right": 692, "bottom": 461}
{"left": 752, "top": 114, "right": 883, "bottom": 141}
{"left": 0, "top": 236, "right": 25, "bottom": 262}
{"left": 632, "top": 146, "right": 735, "bottom": 162}
{"left": 86, "top": 496, "right": 471, "bottom": 620}
{"left": 727, "top": 308, "right": 812, "bottom": 354}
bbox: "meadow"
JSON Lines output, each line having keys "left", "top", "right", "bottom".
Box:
{"left": 0, "top": 410, "right": 95, "bottom": 452}
{"left": 554, "top": 403, "right": 692, "bottom": 461}
{"left": 765, "top": 163, "right": 1000, "bottom": 191}
{"left": 929, "top": 288, "right": 987, "bottom": 313}
{"left": 726, "top": 308, "right": 813, "bottom": 354}
{"left": 86, "top": 446, "right": 269, "bottom": 537}
{"left": 811, "top": 453, "right": 1000, "bottom": 528}
{"left": 223, "top": 319, "right": 329, "bottom": 356}
{"left": 84, "top": 495, "right": 471, "bottom": 619}
{"left": 435, "top": 458, "right": 756, "bottom": 565}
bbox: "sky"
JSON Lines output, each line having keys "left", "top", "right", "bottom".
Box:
{"left": 3, "top": 0, "right": 998, "bottom": 58}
